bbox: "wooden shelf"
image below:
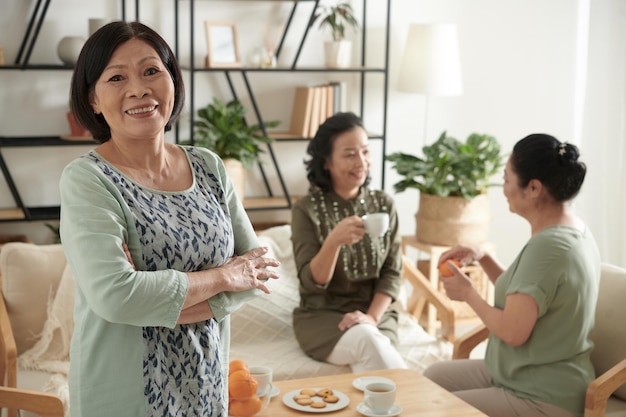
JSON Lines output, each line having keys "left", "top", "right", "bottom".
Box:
{"left": 0, "top": 208, "right": 25, "bottom": 220}
{"left": 0, "top": 206, "right": 60, "bottom": 222}
{"left": 243, "top": 196, "right": 303, "bottom": 211}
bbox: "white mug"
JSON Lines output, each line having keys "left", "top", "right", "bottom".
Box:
{"left": 362, "top": 212, "right": 390, "bottom": 237}
{"left": 364, "top": 381, "right": 396, "bottom": 414}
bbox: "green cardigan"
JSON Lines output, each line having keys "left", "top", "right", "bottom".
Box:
{"left": 60, "top": 146, "right": 260, "bottom": 417}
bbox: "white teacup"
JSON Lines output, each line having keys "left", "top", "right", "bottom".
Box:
{"left": 249, "top": 365, "right": 273, "bottom": 397}
{"left": 364, "top": 381, "right": 396, "bottom": 414}
{"left": 362, "top": 212, "right": 390, "bottom": 237}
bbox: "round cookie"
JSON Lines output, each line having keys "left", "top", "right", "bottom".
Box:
{"left": 300, "top": 389, "right": 317, "bottom": 396}
{"left": 316, "top": 388, "right": 333, "bottom": 397}
{"left": 295, "top": 397, "right": 313, "bottom": 406}
{"left": 310, "top": 401, "right": 327, "bottom": 409}
{"left": 323, "top": 394, "right": 339, "bottom": 403}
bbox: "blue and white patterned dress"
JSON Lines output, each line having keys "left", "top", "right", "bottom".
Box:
{"left": 86, "top": 146, "right": 233, "bottom": 416}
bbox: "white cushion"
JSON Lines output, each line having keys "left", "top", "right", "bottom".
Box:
{"left": 0, "top": 243, "right": 66, "bottom": 354}
{"left": 590, "top": 263, "right": 626, "bottom": 401}
{"left": 229, "top": 226, "right": 350, "bottom": 380}
{"left": 229, "top": 225, "right": 452, "bottom": 380}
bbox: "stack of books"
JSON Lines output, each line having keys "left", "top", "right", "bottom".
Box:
{"left": 289, "top": 82, "right": 347, "bottom": 138}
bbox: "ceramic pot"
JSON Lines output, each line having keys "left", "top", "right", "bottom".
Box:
{"left": 57, "top": 36, "right": 85, "bottom": 66}
{"left": 324, "top": 40, "right": 352, "bottom": 68}
{"left": 89, "top": 18, "right": 109, "bottom": 36}
{"left": 66, "top": 112, "right": 90, "bottom": 137}
{"left": 222, "top": 158, "right": 246, "bottom": 202}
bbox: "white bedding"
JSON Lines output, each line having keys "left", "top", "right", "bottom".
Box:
{"left": 229, "top": 225, "right": 452, "bottom": 381}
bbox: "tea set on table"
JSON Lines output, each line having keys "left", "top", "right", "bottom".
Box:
{"left": 352, "top": 376, "right": 402, "bottom": 417}
{"left": 247, "top": 364, "right": 402, "bottom": 416}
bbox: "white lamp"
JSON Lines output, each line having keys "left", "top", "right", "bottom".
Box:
{"left": 398, "top": 23, "right": 463, "bottom": 144}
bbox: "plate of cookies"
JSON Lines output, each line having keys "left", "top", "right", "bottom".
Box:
{"left": 282, "top": 387, "right": 349, "bottom": 413}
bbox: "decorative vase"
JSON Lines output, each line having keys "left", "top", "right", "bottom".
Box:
{"left": 57, "top": 36, "right": 85, "bottom": 66}
{"left": 223, "top": 158, "right": 246, "bottom": 202}
{"left": 88, "top": 18, "right": 109, "bottom": 36}
{"left": 415, "top": 193, "right": 491, "bottom": 246}
{"left": 324, "top": 40, "right": 352, "bottom": 68}
{"left": 66, "top": 112, "right": 90, "bottom": 137}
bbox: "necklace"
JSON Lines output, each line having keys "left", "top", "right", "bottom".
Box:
{"left": 310, "top": 189, "right": 389, "bottom": 280}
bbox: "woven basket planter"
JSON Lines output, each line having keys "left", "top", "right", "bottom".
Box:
{"left": 415, "top": 193, "right": 490, "bottom": 247}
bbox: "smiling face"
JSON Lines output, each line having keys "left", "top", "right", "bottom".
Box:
{"left": 324, "top": 126, "right": 370, "bottom": 198}
{"left": 90, "top": 38, "right": 175, "bottom": 141}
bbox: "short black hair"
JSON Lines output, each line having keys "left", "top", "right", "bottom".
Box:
{"left": 510, "top": 133, "right": 587, "bottom": 202}
{"left": 304, "top": 112, "right": 371, "bottom": 192}
{"left": 69, "top": 21, "right": 185, "bottom": 143}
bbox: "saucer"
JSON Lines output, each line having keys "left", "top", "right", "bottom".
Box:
{"left": 352, "top": 376, "right": 395, "bottom": 391}
{"left": 270, "top": 385, "right": 280, "bottom": 398}
{"left": 356, "top": 402, "right": 402, "bottom": 417}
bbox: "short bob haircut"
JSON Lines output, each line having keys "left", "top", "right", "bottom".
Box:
{"left": 304, "top": 112, "right": 371, "bottom": 192}
{"left": 70, "top": 21, "right": 185, "bottom": 143}
{"left": 510, "top": 133, "right": 587, "bottom": 202}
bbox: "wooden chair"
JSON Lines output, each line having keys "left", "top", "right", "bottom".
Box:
{"left": 0, "top": 386, "right": 64, "bottom": 417}
{"left": 453, "top": 262, "right": 626, "bottom": 417}
{"left": 401, "top": 255, "right": 456, "bottom": 343}
{"left": 0, "top": 243, "right": 68, "bottom": 417}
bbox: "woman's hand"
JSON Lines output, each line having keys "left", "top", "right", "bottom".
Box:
{"left": 438, "top": 245, "right": 485, "bottom": 269}
{"left": 338, "top": 310, "right": 377, "bottom": 331}
{"left": 328, "top": 215, "right": 366, "bottom": 246}
{"left": 439, "top": 262, "right": 475, "bottom": 302}
{"left": 220, "top": 246, "right": 280, "bottom": 294}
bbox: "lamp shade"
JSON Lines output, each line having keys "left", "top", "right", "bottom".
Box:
{"left": 398, "top": 23, "right": 463, "bottom": 96}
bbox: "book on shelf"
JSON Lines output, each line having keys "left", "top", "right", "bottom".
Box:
{"left": 289, "top": 86, "right": 315, "bottom": 137}
{"left": 287, "top": 82, "right": 347, "bottom": 139}
{"left": 307, "top": 85, "right": 323, "bottom": 138}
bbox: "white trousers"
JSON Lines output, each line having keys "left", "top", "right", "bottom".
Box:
{"left": 325, "top": 324, "right": 407, "bottom": 372}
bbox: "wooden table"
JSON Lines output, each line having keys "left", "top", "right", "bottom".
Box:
{"left": 258, "top": 368, "right": 487, "bottom": 416}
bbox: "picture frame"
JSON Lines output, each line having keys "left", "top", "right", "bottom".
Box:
{"left": 204, "top": 22, "right": 241, "bottom": 68}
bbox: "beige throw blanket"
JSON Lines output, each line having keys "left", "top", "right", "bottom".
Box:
{"left": 18, "top": 263, "right": 74, "bottom": 416}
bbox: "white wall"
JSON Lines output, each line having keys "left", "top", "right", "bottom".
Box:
{"left": 0, "top": 0, "right": 601, "bottom": 267}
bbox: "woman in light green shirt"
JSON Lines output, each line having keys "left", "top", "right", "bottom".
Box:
{"left": 61, "top": 21, "right": 278, "bottom": 417}
{"left": 424, "top": 134, "right": 601, "bottom": 417}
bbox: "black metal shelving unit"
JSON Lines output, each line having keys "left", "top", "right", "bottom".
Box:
{"left": 179, "top": 0, "right": 391, "bottom": 211}
{"left": 0, "top": 0, "right": 390, "bottom": 221}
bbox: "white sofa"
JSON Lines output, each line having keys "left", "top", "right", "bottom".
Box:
{"left": 230, "top": 225, "right": 453, "bottom": 380}
{"left": 0, "top": 225, "right": 454, "bottom": 416}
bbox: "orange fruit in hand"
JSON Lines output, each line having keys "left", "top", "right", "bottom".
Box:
{"left": 228, "top": 369, "right": 258, "bottom": 399}
{"left": 229, "top": 396, "right": 262, "bottom": 417}
{"left": 229, "top": 359, "right": 249, "bottom": 376}
{"left": 439, "top": 259, "right": 462, "bottom": 277}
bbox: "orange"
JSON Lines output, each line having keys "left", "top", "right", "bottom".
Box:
{"left": 228, "top": 369, "right": 258, "bottom": 399}
{"left": 229, "top": 395, "right": 262, "bottom": 417}
{"left": 229, "top": 359, "right": 249, "bottom": 376}
{"left": 439, "top": 259, "right": 462, "bottom": 277}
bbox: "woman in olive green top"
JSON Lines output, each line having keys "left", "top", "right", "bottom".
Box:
{"left": 424, "top": 134, "right": 601, "bottom": 417}
{"left": 291, "top": 112, "right": 407, "bottom": 372}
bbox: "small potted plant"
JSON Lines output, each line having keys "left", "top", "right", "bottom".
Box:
{"left": 190, "top": 97, "right": 279, "bottom": 200}
{"left": 309, "top": 1, "right": 359, "bottom": 67}
{"left": 386, "top": 131, "right": 504, "bottom": 246}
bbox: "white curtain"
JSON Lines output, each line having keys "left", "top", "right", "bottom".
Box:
{"left": 576, "top": 0, "right": 626, "bottom": 266}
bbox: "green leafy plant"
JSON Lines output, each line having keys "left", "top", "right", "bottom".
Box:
{"left": 310, "top": 1, "right": 359, "bottom": 41}
{"left": 386, "top": 131, "right": 505, "bottom": 200}
{"left": 191, "top": 98, "right": 279, "bottom": 169}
